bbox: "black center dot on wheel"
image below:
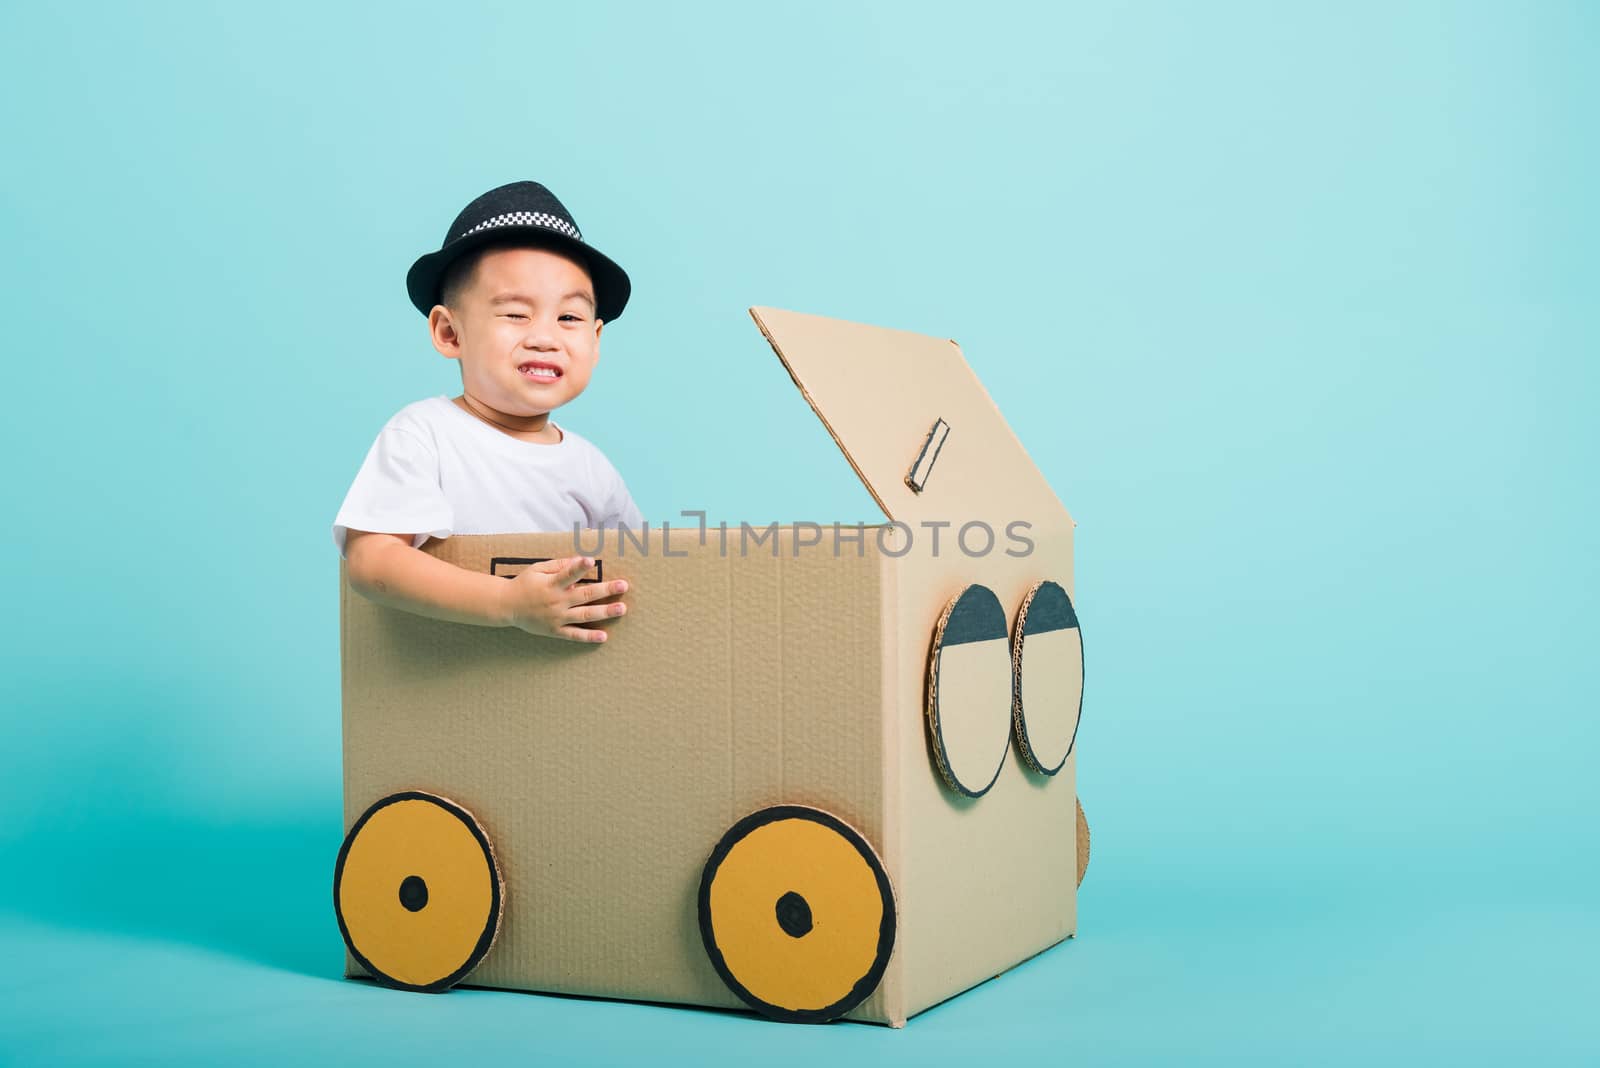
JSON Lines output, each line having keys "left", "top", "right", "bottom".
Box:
{"left": 398, "top": 875, "right": 429, "bottom": 912}
{"left": 774, "top": 890, "right": 813, "bottom": 938}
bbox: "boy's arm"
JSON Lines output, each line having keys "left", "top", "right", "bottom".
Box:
{"left": 344, "top": 530, "right": 629, "bottom": 642}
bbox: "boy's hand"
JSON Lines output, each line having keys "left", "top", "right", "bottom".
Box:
{"left": 500, "top": 556, "right": 629, "bottom": 643}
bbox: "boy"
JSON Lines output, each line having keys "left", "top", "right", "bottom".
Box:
{"left": 333, "top": 181, "right": 639, "bottom": 643}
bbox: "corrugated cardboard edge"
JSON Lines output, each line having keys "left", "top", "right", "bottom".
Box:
{"left": 1076, "top": 798, "right": 1090, "bottom": 887}
{"left": 337, "top": 558, "right": 358, "bottom": 980}
{"left": 923, "top": 585, "right": 1010, "bottom": 799}
{"left": 876, "top": 540, "right": 906, "bottom": 1028}
{"left": 1008, "top": 579, "right": 1081, "bottom": 777}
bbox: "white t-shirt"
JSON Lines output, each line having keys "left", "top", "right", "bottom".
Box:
{"left": 332, "top": 395, "right": 644, "bottom": 558}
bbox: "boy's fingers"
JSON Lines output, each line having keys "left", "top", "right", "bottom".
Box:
{"left": 565, "top": 578, "right": 629, "bottom": 606}
{"left": 568, "top": 601, "right": 626, "bottom": 624}
{"left": 527, "top": 556, "right": 590, "bottom": 577}
{"left": 556, "top": 557, "right": 594, "bottom": 588}
{"left": 556, "top": 624, "right": 607, "bottom": 644}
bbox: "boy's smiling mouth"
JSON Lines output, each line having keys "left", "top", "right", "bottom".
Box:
{"left": 517, "top": 359, "right": 563, "bottom": 382}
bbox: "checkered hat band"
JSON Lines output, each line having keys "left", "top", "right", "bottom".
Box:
{"left": 460, "top": 210, "right": 582, "bottom": 242}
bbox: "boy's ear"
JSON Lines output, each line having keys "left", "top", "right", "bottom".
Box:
{"left": 428, "top": 305, "right": 463, "bottom": 361}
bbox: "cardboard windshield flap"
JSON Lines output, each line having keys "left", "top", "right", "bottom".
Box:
{"left": 339, "top": 306, "right": 1082, "bottom": 1026}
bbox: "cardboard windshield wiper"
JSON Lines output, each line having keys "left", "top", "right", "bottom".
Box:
{"left": 336, "top": 306, "right": 1087, "bottom": 1026}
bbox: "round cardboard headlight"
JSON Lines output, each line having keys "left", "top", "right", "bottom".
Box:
{"left": 1011, "top": 579, "right": 1083, "bottom": 775}
{"left": 926, "top": 583, "right": 1013, "bottom": 797}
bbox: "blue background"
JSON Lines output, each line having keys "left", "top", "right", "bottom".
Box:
{"left": 2, "top": 1, "right": 1595, "bottom": 1063}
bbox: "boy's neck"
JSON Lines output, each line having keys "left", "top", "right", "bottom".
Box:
{"left": 453, "top": 394, "right": 563, "bottom": 444}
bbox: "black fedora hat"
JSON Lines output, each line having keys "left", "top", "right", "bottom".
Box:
{"left": 406, "top": 180, "right": 631, "bottom": 323}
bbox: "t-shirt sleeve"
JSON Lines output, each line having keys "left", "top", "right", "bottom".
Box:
{"left": 607, "top": 482, "right": 645, "bottom": 530}
{"left": 331, "top": 426, "right": 454, "bottom": 558}
{"left": 593, "top": 453, "right": 644, "bottom": 530}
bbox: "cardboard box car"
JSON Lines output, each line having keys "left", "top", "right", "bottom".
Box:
{"left": 335, "top": 306, "right": 1088, "bottom": 1026}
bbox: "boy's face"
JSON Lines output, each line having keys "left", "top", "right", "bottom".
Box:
{"left": 427, "top": 246, "right": 603, "bottom": 419}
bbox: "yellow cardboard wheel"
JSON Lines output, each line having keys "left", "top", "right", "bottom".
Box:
{"left": 698, "top": 805, "right": 896, "bottom": 1023}
{"left": 1077, "top": 797, "right": 1091, "bottom": 887}
{"left": 334, "top": 791, "right": 503, "bottom": 992}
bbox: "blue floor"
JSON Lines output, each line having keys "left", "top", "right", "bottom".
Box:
{"left": 4, "top": 813, "right": 1593, "bottom": 1066}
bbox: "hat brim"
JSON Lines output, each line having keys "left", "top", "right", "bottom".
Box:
{"left": 406, "top": 226, "right": 631, "bottom": 324}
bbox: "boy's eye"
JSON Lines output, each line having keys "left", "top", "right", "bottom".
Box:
{"left": 497, "top": 312, "right": 584, "bottom": 322}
